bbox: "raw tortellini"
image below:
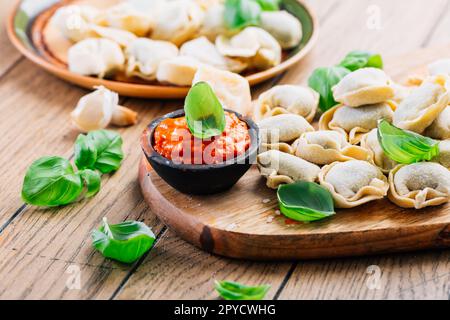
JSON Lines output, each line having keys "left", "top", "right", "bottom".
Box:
{"left": 428, "top": 59, "right": 450, "bottom": 76}
{"left": 68, "top": 38, "right": 125, "bottom": 78}
{"left": 152, "top": 0, "right": 204, "bottom": 46}
{"left": 125, "top": 38, "right": 179, "bottom": 80}
{"left": 319, "top": 160, "right": 389, "bottom": 208}
{"left": 259, "top": 11, "right": 302, "bottom": 49}
{"left": 192, "top": 66, "right": 252, "bottom": 116}
{"left": 254, "top": 85, "right": 319, "bottom": 122}
{"left": 216, "top": 27, "right": 282, "bottom": 70}
{"left": 258, "top": 114, "right": 314, "bottom": 153}
{"left": 257, "top": 150, "right": 320, "bottom": 189}
{"left": 180, "top": 37, "right": 247, "bottom": 73}
{"left": 425, "top": 106, "right": 450, "bottom": 140}
{"left": 96, "top": 2, "right": 155, "bottom": 37}
{"left": 50, "top": 5, "right": 100, "bottom": 42}
{"left": 200, "top": 3, "right": 228, "bottom": 41}
{"left": 435, "top": 140, "right": 450, "bottom": 169}
{"left": 292, "top": 131, "right": 372, "bottom": 165}
{"left": 332, "top": 68, "right": 395, "bottom": 107}
{"left": 393, "top": 75, "right": 450, "bottom": 134}
{"left": 319, "top": 101, "right": 396, "bottom": 144}
{"left": 388, "top": 162, "right": 450, "bottom": 209}
{"left": 360, "top": 129, "right": 397, "bottom": 173}
{"left": 156, "top": 56, "right": 204, "bottom": 86}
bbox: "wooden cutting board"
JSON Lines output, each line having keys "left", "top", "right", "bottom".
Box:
{"left": 138, "top": 46, "right": 450, "bottom": 260}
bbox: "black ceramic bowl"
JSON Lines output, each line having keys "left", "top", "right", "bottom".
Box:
{"left": 141, "top": 109, "right": 260, "bottom": 195}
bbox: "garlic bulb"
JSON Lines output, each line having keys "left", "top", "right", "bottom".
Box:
{"left": 71, "top": 86, "right": 137, "bottom": 132}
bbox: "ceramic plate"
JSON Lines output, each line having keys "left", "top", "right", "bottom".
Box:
{"left": 7, "top": 0, "right": 319, "bottom": 98}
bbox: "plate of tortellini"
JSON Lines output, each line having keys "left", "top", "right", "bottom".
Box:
{"left": 255, "top": 63, "right": 450, "bottom": 212}
{"left": 7, "top": 0, "right": 318, "bottom": 98}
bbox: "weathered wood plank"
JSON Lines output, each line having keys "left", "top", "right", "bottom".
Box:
{"left": 0, "top": 0, "right": 22, "bottom": 76}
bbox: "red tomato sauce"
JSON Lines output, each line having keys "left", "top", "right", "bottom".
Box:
{"left": 153, "top": 112, "right": 251, "bottom": 165}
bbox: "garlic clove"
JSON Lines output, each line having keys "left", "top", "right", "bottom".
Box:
{"left": 112, "top": 106, "right": 138, "bottom": 126}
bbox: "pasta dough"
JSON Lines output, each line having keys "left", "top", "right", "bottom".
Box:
{"left": 393, "top": 75, "right": 450, "bottom": 133}
{"left": 425, "top": 106, "right": 450, "bottom": 140}
{"left": 192, "top": 66, "right": 252, "bottom": 116}
{"left": 319, "top": 101, "right": 396, "bottom": 144}
{"left": 360, "top": 129, "right": 397, "bottom": 173}
{"left": 254, "top": 85, "right": 319, "bottom": 122}
{"left": 388, "top": 162, "right": 450, "bottom": 209}
{"left": 435, "top": 140, "right": 450, "bottom": 169}
{"left": 292, "top": 131, "right": 372, "bottom": 165}
{"left": 258, "top": 114, "right": 314, "bottom": 154}
{"left": 259, "top": 11, "right": 302, "bottom": 49}
{"left": 125, "top": 38, "right": 179, "bottom": 80}
{"left": 156, "top": 56, "right": 204, "bottom": 86}
{"left": 428, "top": 59, "right": 450, "bottom": 76}
{"left": 319, "top": 160, "right": 389, "bottom": 208}
{"left": 257, "top": 150, "right": 320, "bottom": 189}
{"left": 68, "top": 38, "right": 125, "bottom": 78}
{"left": 332, "top": 68, "right": 395, "bottom": 107}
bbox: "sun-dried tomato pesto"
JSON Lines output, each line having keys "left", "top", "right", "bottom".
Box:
{"left": 154, "top": 112, "right": 250, "bottom": 165}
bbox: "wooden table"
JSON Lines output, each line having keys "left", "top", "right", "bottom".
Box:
{"left": 0, "top": 0, "right": 449, "bottom": 300}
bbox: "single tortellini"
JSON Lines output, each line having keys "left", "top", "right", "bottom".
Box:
{"left": 435, "top": 140, "right": 450, "bottom": 169}
{"left": 180, "top": 37, "right": 247, "bottom": 73}
{"left": 152, "top": 0, "right": 204, "bottom": 46}
{"left": 200, "top": 3, "right": 228, "bottom": 41}
{"left": 254, "top": 85, "right": 319, "bottom": 122}
{"left": 68, "top": 38, "right": 125, "bottom": 78}
{"left": 257, "top": 150, "right": 320, "bottom": 189}
{"left": 156, "top": 56, "right": 205, "bottom": 86}
{"left": 319, "top": 101, "right": 396, "bottom": 144}
{"left": 259, "top": 11, "right": 302, "bottom": 49}
{"left": 428, "top": 59, "right": 450, "bottom": 76}
{"left": 393, "top": 75, "right": 450, "bottom": 133}
{"left": 96, "top": 2, "right": 155, "bottom": 37}
{"left": 50, "top": 5, "right": 100, "bottom": 42}
{"left": 125, "top": 38, "right": 179, "bottom": 80}
{"left": 292, "top": 131, "right": 372, "bottom": 165}
{"left": 192, "top": 66, "right": 252, "bottom": 116}
{"left": 216, "top": 27, "right": 282, "bottom": 70}
{"left": 257, "top": 114, "right": 314, "bottom": 153}
{"left": 360, "top": 129, "right": 397, "bottom": 173}
{"left": 388, "top": 162, "right": 450, "bottom": 209}
{"left": 319, "top": 160, "right": 389, "bottom": 208}
{"left": 425, "top": 106, "right": 450, "bottom": 140}
{"left": 332, "top": 68, "right": 395, "bottom": 107}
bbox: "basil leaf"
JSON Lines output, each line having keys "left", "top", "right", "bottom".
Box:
{"left": 184, "top": 82, "right": 226, "bottom": 139}
{"left": 224, "top": 0, "right": 261, "bottom": 30}
{"left": 92, "top": 218, "right": 155, "bottom": 264}
{"left": 339, "top": 50, "right": 383, "bottom": 71}
{"left": 377, "top": 120, "right": 440, "bottom": 164}
{"left": 277, "top": 182, "right": 335, "bottom": 222}
{"left": 74, "top": 134, "right": 97, "bottom": 170}
{"left": 308, "top": 66, "right": 351, "bottom": 112}
{"left": 255, "top": 0, "right": 280, "bottom": 11}
{"left": 80, "top": 169, "right": 101, "bottom": 198}
{"left": 75, "top": 130, "right": 124, "bottom": 174}
{"left": 21, "top": 156, "right": 83, "bottom": 207}
{"left": 215, "top": 281, "right": 271, "bottom": 300}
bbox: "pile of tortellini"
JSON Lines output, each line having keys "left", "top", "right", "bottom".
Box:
{"left": 50, "top": 0, "right": 303, "bottom": 86}
{"left": 256, "top": 63, "right": 450, "bottom": 210}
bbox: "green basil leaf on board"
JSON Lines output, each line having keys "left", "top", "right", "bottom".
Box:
{"left": 308, "top": 66, "right": 351, "bottom": 112}
{"left": 377, "top": 120, "right": 440, "bottom": 164}
{"left": 92, "top": 218, "right": 156, "bottom": 264}
{"left": 21, "top": 156, "right": 83, "bottom": 207}
{"left": 74, "top": 134, "right": 97, "bottom": 170}
{"left": 80, "top": 169, "right": 101, "bottom": 198}
{"left": 255, "top": 0, "right": 281, "bottom": 11}
{"left": 339, "top": 51, "right": 384, "bottom": 71}
{"left": 215, "top": 281, "right": 271, "bottom": 300}
{"left": 75, "top": 130, "right": 124, "bottom": 174}
{"left": 277, "top": 181, "right": 335, "bottom": 222}
{"left": 224, "top": 0, "right": 261, "bottom": 30}
{"left": 184, "top": 82, "right": 226, "bottom": 139}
